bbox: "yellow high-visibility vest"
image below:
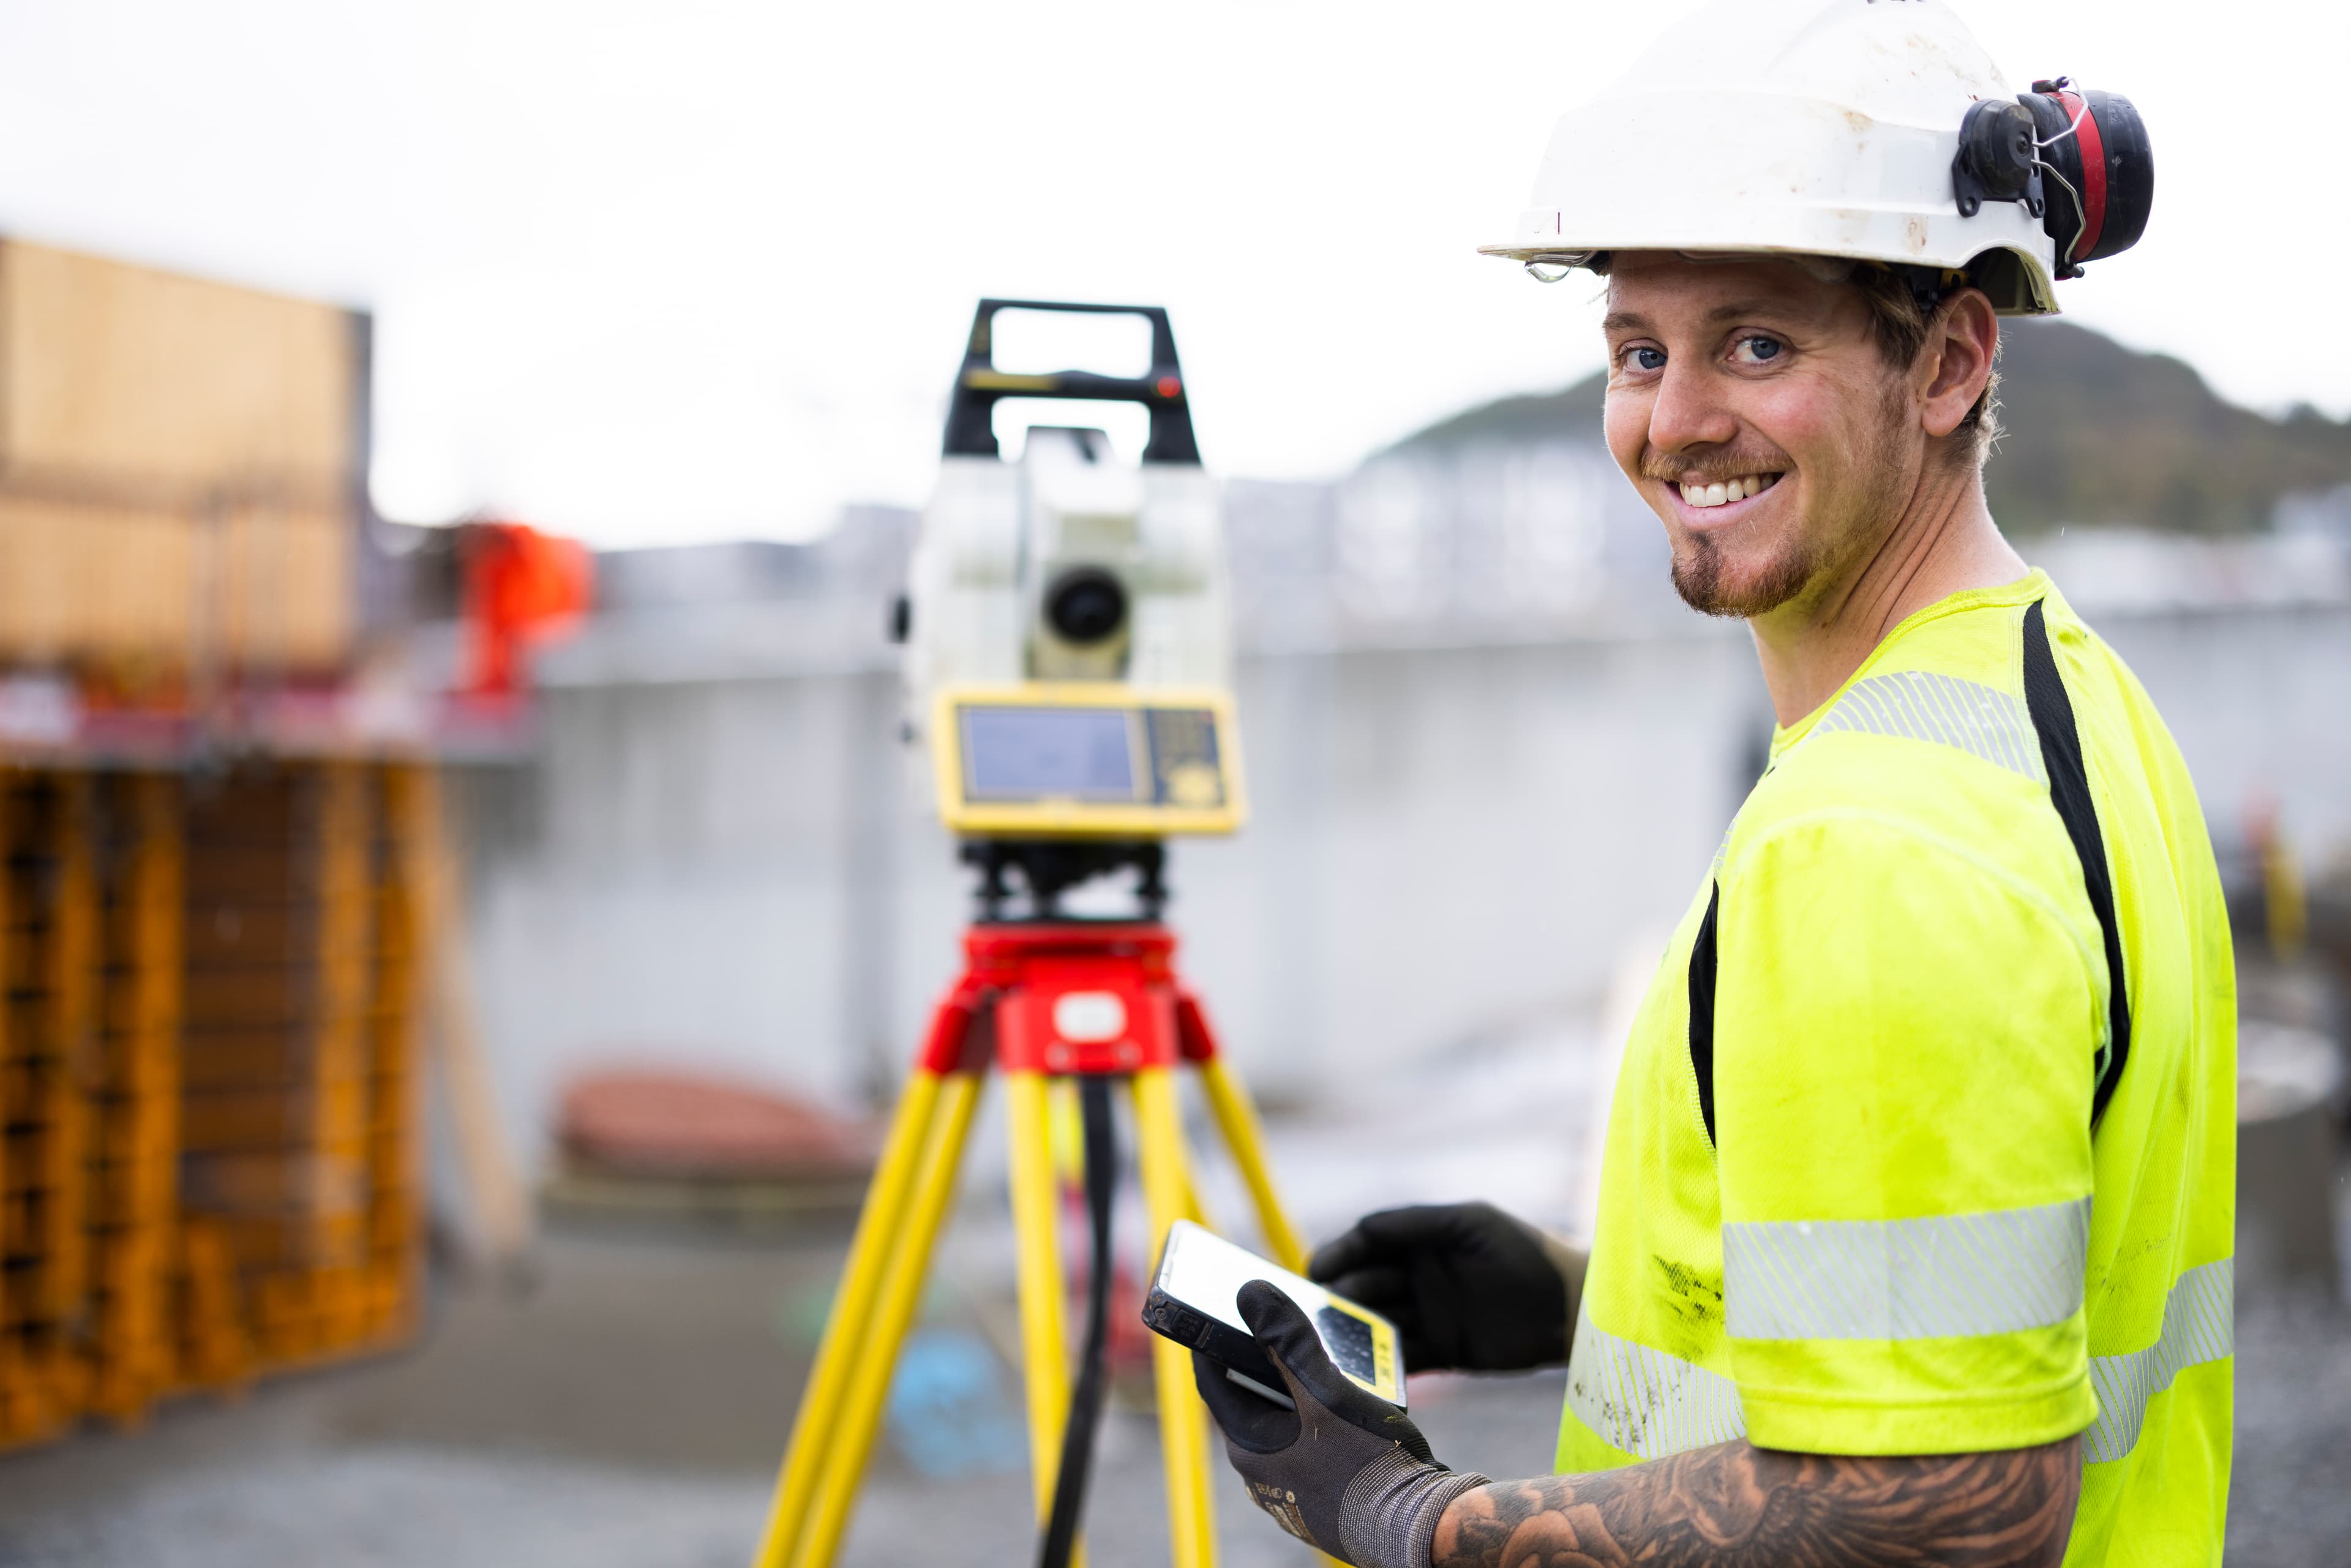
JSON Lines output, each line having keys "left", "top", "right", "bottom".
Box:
{"left": 1562, "top": 571, "right": 2233, "bottom": 1564}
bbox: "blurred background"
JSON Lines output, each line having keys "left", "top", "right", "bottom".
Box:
{"left": 0, "top": 1, "right": 2344, "bottom": 1564}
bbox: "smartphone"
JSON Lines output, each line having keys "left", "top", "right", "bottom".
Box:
{"left": 1141, "top": 1218, "right": 1407, "bottom": 1409}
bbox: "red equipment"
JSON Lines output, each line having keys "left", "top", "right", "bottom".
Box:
{"left": 459, "top": 520, "right": 594, "bottom": 700}
{"left": 917, "top": 923, "right": 1217, "bottom": 1079}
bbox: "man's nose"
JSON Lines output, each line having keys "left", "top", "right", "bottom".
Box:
{"left": 1646, "top": 362, "right": 1740, "bottom": 457}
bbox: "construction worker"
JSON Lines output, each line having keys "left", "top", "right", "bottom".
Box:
{"left": 1193, "top": 2, "right": 2229, "bottom": 1565}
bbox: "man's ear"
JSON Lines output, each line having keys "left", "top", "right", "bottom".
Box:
{"left": 1919, "top": 289, "right": 1999, "bottom": 440}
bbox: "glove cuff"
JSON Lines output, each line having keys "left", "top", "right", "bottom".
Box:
{"left": 1534, "top": 1228, "right": 1589, "bottom": 1353}
{"left": 1338, "top": 1454, "right": 1493, "bottom": 1568}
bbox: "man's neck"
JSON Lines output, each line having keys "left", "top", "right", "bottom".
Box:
{"left": 1747, "top": 455, "right": 2027, "bottom": 729}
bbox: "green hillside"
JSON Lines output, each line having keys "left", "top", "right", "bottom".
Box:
{"left": 1385, "top": 320, "right": 2351, "bottom": 535}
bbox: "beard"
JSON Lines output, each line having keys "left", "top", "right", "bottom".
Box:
{"left": 1670, "top": 528, "right": 1820, "bottom": 618}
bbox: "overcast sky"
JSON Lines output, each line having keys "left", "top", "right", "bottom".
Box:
{"left": 0, "top": 0, "right": 2336, "bottom": 546}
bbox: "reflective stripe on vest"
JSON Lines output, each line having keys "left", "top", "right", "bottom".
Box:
{"left": 1563, "top": 1308, "right": 1746, "bottom": 1460}
{"left": 1815, "top": 669, "right": 2044, "bottom": 781}
{"left": 1723, "top": 1198, "right": 2091, "bottom": 1341}
{"left": 2082, "top": 1258, "right": 2233, "bottom": 1465}
{"left": 1569, "top": 1255, "right": 2230, "bottom": 1465}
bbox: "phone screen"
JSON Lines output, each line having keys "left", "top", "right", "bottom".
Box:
{"left": 1149, "top": 1219, "right": 1405, "bottom": 1405}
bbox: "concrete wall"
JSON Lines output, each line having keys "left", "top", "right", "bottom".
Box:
{"left": 2097, "top": 604, "right": 2351, "bottom": 860}
{"left": 458, "top": 604, "right": 2350, "bottom": 1169}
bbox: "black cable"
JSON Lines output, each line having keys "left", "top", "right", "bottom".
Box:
{"left": 1037, "top": 1077, "right": 1117, "bottom": 1568}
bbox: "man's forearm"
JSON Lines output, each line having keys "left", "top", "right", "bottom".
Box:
{"left": 1434, "top": 1435, "right": 2080, "bottom": 1568}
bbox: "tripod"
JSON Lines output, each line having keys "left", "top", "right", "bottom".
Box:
{"left": 751, "top": 891, "right": 1311, "bottom": 1568}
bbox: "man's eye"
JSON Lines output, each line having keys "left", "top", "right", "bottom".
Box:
{"left": 1731, "top": 336, "right": 1784, "bottom": 365}
{"left": 1623, "top": 346, "right": 1666, "bottom": 372}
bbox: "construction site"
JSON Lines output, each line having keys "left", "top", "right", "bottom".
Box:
{"left": 0, "top": 3, "right": 2347, "bottom": 1565}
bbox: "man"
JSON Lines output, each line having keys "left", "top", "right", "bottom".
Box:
{"left": 1192, "top": 3, "right": 2232, "bottom": 1565}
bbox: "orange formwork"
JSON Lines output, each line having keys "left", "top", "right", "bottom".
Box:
{"left": 83, "top": 773, "right": 181, "bottom": 1425}
{"left": 0, "top": 759, "right": 429, "bottom": 1452}
{"left": 0, "top": 772, "right": 97, "bottom": 1448}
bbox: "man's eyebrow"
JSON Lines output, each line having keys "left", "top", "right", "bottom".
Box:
{"left": 1600, "top": 311, "right": 1648, "bottom": 334}
{"left": 1701, "top": 298, "right": 1798, "bottom": 325}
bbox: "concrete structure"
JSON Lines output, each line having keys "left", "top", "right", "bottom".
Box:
{"left": 448, "top": 476, "right": 2351, "bottom": 1169}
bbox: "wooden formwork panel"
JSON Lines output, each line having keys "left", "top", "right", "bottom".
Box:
{"left": 174, "top": 1030, "right": 311, "bottom": 1092}
{"left": 0, "top": 493, "right": 353, "bottom": 674}
{"left": 84, "top": 1158, "right": 172, "bottom": 1227}
{"left": 184, "top": 906, "right": 331, "bottom": 968}
{"left": 0, "top": 759, "right": 427, "bottom": 1452}
{"left": 177, "top": 760, "right": 419, "bottom": 1394}
{"left": 0, "top": 239, "right": 358, "bottom": 498}
{"left": 365, "top": 765, "right": 427, "bottom": 1337}
{"left": 173, "top": 1148, "right": 364, "bottom": 1211}
{"left": 184, "top": 762, "right": 372, "bottom": 1319}
{"left": 0, "top": 236, "right": 362, "bottom": 675}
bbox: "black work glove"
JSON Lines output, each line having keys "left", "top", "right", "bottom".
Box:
{"left": 1308, "top": 1202, "right": 1582, "bottom": 1373}
{"left": 1194, "top": 1280, "right": 1491, "bottom": 1568}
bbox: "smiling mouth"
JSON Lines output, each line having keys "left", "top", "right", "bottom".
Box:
{"left": 1673, "top": 471, "right": 1783, "bottom": 509}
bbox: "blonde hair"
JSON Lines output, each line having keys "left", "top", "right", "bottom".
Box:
{"left": 1847, "top": 264, "right": 2001, "bottom": 465}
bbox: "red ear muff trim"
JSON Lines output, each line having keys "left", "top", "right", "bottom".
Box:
{"left": 1978, "top": 81, "right": 2150, "bottom": 280}
{"left": 2055, "top": 89, "right": 2108, "bottom": 262}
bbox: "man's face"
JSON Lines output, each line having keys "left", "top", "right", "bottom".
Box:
{"left": 1600, "top": 252, "right": 1922, "bottom": 619}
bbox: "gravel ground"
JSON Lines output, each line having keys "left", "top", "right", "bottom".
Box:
{"left": 0, "top": 1054, "right": 2342, "bottom": 1567}
{"left": 0, "top": 1221, "right": 1570, "bottom": 1568}
{"left": 0, "top": 1370, "right": 1567, "bottom": 1568}
{"left": 0, "top": 1227, "right": 2342, "bottom": 1567}
{"left": 2228, "top": 1287, "right": 2351, "bottom": 1564}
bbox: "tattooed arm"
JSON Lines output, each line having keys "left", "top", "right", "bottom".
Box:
{"left": 1434, "top": 1435, "right": 2080, "bottom": 1568}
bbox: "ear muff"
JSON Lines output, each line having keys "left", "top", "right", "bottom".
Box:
{"left": 2021, "top": 83, "right": 2154, "bottom": 278}
{"left": 1952, "top": 81, "right": 2154, "bottom": 286}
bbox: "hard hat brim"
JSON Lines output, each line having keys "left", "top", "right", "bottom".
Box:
{"left": 1475, "top": 238, "right": 2058, "bottom": 317}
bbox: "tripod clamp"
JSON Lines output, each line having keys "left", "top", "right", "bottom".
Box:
{"left": 917, "top": 922, "right": 1207, "bottom": 1078}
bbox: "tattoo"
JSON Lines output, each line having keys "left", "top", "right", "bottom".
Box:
{"left": 1434, "top": 1436, "right": 2080, "bottom": 1568}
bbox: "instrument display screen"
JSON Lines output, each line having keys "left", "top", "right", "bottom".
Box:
{"left": 960, "top": 705, "right": 1139, "bottom": 800}
{"left": 934, "top": 686, "right": 1241, "bottom": 836}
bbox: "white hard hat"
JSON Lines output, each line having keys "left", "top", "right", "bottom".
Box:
{"left": 1482, "top": 0, "right": 2063, "bottom": 314}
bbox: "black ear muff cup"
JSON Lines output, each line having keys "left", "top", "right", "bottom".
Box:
{"left": 2023, "top": 85, "right": 2154, "bottom": 276}
{"left": 2076, "top": 91, "right": 2153, "bottom": 261}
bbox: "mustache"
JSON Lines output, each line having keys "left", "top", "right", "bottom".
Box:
{"left": 1636, "top": 448, "right": 1793, "bottom": 485}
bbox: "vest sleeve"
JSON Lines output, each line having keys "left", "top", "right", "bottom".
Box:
{"left": 1711, "top": 811, "right": 2102, "bottom": 1455}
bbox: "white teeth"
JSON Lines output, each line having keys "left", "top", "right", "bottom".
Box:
{"left": 1678, "top": 473, "right": 1780, "bottom": 508}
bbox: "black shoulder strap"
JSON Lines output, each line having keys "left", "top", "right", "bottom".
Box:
{"left": 1688, "top": 882, "right": 1720, "bottom": 1145}
{"left": 1685, "top": 600, "right": 2130, "bottom": 1148}
{"left": 2021, "top": 599, "right": 2131, "bottom": 1124}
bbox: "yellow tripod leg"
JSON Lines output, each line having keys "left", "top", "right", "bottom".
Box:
{"left": 787, "top": 1068, "right": 987, "bottom": 1568}
{"left": 1193, "top": 1061, "right": 1351, "bottom": 1568}
{"left": 1196, "top": 1057, "right": 1309, "bottom": 1274}
{"left": 1132, "top": 1066, "right": 1218, "bottom": 1568}
{"left": 1004, "top": 1070, "right": 1079, "bottom": 1559}
{"left": 751, "top": 1067, "right": 946, "bottom": 1567}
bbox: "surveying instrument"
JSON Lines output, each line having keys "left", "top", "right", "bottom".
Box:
{"left": 752, "top": 301, "right": 1313, "bottom": 1568}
